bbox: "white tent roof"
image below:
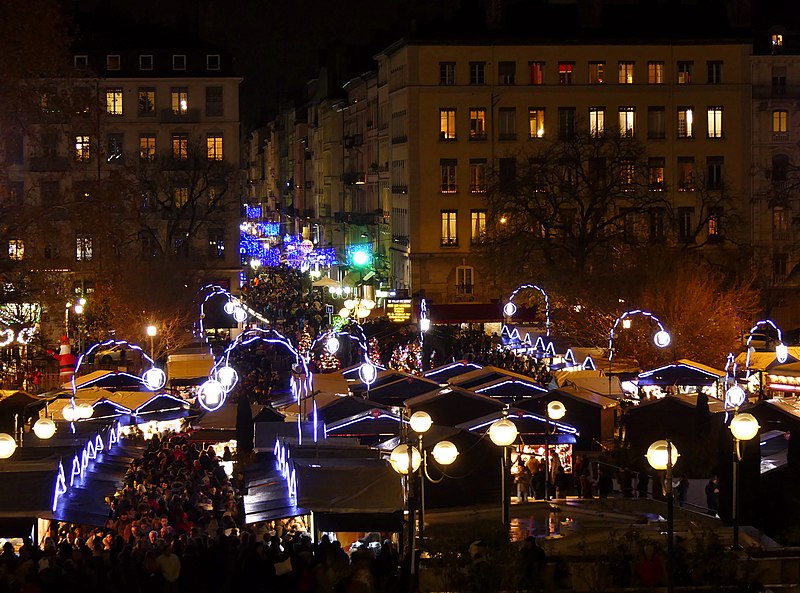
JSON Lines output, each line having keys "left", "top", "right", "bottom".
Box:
{"left": 551, "top": 369, "right": 624, "bottom": 397}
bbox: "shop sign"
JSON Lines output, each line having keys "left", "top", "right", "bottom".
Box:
{"left": 386, "top": 298, "right": 412, "bottom": 323}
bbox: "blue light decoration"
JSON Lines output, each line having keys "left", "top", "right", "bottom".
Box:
{"left": 239, "top": 233, "right": 280, "bottom": 265}
{"left": 346, "top": 243, "right": 373, "bottom": 267}
{"left": 246, "top": 205, "right": 262, "bottom": 219}
{"left": 258, "top": 221, "right": 281, "bottom": 236}
{"left": 274, "top": 439, "right": 298, "bottom": 501}
{"left": 608, "top": 309, "right": 671, "bottom": 363}
{"left": 504, "top": 283, "right": 551, "bottom": 336}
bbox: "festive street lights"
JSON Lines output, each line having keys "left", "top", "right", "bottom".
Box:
{"left": 488, "top": 411, "right": 518, "bottom": 535}
{"left": 608, "top": 309, "right": 671, "bottom": 394}
{"left": 544, "top": 400, "right": 566, "bottom": 500}
{"left": 729, "top": 412, "right": 760, "bottom": 550}
{"left": 503, "top": 283, "right": 551, "bottom": 336}
{"left": 744, "top": 319, "right": 788, "bottom": 398}
{"left": 645, "top": 439, "right": 680, "bottom": 593}
{"left": 146, "top": 325, "right": 157, "bottom": 360}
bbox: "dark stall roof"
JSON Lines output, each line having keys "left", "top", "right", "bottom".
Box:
{"left": 516, "top": 386, "right": 619, "bottom": 411}
{"left": 405, "top": 386, "right": 505, "bottom": 427}
{"left": 317, "top": 396, "right": 392, "bottom": 425}
{"left": 450, "top": 366, "right": 544, "bottom": 392}
{"left": 473, "top": 378, "right": 548, "bottom": 401}
{"left": 423, "top": 361, "right": 484, "bottom": 382}
{"left": 0, "top": 470, "right": 57, "bottom": 518}
{"left": 69, "top": 371, "right": 145, "bottom": 391}
{"left": 427, "top": 302, "right": 539, "bottom": 324}
{"left": 456, "top": 408, "right": 579, "bottom": 443}
{"left": 324, "top": 409, "right": 403, "bottom": 442}
{"left": 625, "top": 394, "right": 727, "bottom": 414}
{"left": 253, "top": 406, "right": 285, "bottom": 423}
{"left": 637, "top": 361, "right": 725, "bottom": 387}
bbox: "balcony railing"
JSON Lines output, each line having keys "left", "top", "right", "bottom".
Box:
{"left": 159, "top": 108, "right": 201, "bottom": 123}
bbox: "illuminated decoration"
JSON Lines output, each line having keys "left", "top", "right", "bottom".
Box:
{"left": 359, "top": 361, "right": 377, "bottom": 386}
{"left": 300, "top": 239, "right": 314, "bottom": 254}
{"left": 325, "top": 336, "right": 340, "bottom": 354}
{"left": 488, "top": 416, "right": 518, "bottom": 447}
{"left": 368, "top": 338, "right": 382, "bottom": 366}
{"left": 216, "top": 365, "right": 238, "bottom": 391}
{"left": 273, "top": 439, "right": 298, "bottom": 500}
{"left": 725, "top": 385, "right": 747, "bottom": 408}
{"left": 389, "top": 443, "right": 422, "bottom": 474}
{"left": 52, "top": 462, "right": 67, "bottom": 511}
{"left": 608, "top": 309, "right": 671, "bottom": 363}
{"left": 197, "top": 285, "right": 271, "bottom": 339}
{"left": 198, "top": 379, "right": 225, "bottom": 412}
{"left": 142, "top": 367, "right": 166, "bottom": 391}
{"left": 232, "top": 306, "right": 248, "bottom": 323}
{"left": 33, "top": 417, "right": 56, "bottom": 440}
{"left": 409, "top": 411, "right": 433, "bottom": 434}
{"left": 729, "top": 413, "right": 760, "bottom": 441}
{"left": 745, "top": 319, "right": 787, "bottom": 379}
{"left": 424, "top": 361, "right": 483, "bottom": 378}
{"left": 386, "top": 299, "right": 413, "bottom": 323}
{"left": 62, "top": 404, "right": 78, "bottom": 422}
{"left": 223, "top": 301, "right": 235, "bottom": 315}
{"left": 776, "top": 342, "right": 789, "bottom": 364}
{"left": 15, "top": 327, "right": 36, "bottom": 345}
{"left": 72, "top": 338, "right": 161, "bottom": 396}
{"left": 504, "top": 283, "right": 551, "bottom": 336}
{"left": 298, "top": 331, "right": 313, "bottom": 360}
{"left": 0, "top": 433, "right": 16, "bottom": 459}
{"left": 467, "top": 411, "right": 578, "bottom": 437}
{"left": 245, "top": 205, "right": 263, "bottom": 220}
{"left": 547, "top": 400, "right": 567, "bottom": 420}
{"left": 0, "top": 329, "right": 14, "bottom": 347}
{"left": 132, "top": 393, "right": 188, "bottom": 416}
{"left": 76, "top": 403, "right": 94, "bottom": 419}
{"left": 645, "top": 440, "right": 679, "bottom": 471}
{"left": 432, "top": 440, "right": 459, "bottom": 465}
{"left": 475, "top": 379, "right": 547, "bottom": 396}
{"left": 389, "top": 341, "right": 423, "bottom": 375}
{"left": 346, "top": 243, "right": 373, "bottom": 268}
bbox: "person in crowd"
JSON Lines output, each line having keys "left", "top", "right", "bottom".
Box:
{"left": 518, "top": 536, "right": 547, "bottom": 592}
{"left": 705, "top": 475, "right": 720, "bottom": 516}
{"left": 516, "top": 461, "right": 532, "bottom": 503}
{"left": 636, "top": 470, "right": 650, "bottom": 499}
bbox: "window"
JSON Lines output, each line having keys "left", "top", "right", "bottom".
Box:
{"left": 440, "top": 62, "right": 455, "bottom": 85}
{"left": 589, "top": 61, "right": 605, "bottom": 84}
{"left": 529, "top": 108, "right": 545, "bottom": 138}
{"left": 8, "top": 240, "right": 24, "bottom": 261}
{"left": 171, "top": 88, "right": 188, "bottom": 115}
{"left": 558, "top": 107, "right": 576, "bottom": 140}
{"left": 440, "top": 159, "right": 457, "bottom": 193}
{"left": 773, "top": 154, "right": 789, "bottom": 182}
{"left": 139, "top": 55, "right": 153, "bottom": 70}
{"left": 620, "top": 160, "right": 635, "bottom": 190}
{"left": 558, "top": 62, "right": 574, "bottom": 85}
{"left": 708, "top": 207, "right": 723, "bottom": 239}
{"left": 469, "top": 108, "right": 487, "bottom": 140}
{"left": 618, "top": 62, "right": 634, "bottom": 84}
{"left": 106, "top": 88, "right": 123, "bottom": 115}
{"left": 173, "top": 186, "right": 189, "bottom": 208}
{"left": 456, "top": 266, "right": 474, "bottom": 295}
{"left": 707, "top": 106, "right": 723, "bottom": 139}
{"left": 74, "top": 181, "right": 91, "bottom": 201}
{"left": 205, "top": 86, "right": 223, "bottom": 117}
{"left": 529, "top": 62, "right": 544, "bottom": 85}
{"left": 208, "top": 229, "right": 225, "bottom": 258}
{"left": 107, "top": 133, "right": 124, "bottom": 162}
{"left": 618, "top": 107, "right": 635, "bottom": 137}
{"left": 207, "top": 134, "right": 223, "bottom": 160}
{"left": 440, "top": 108, "right": 456, "bottom": 140}
{"left": 772, "top": 34, "right": 783, "bottom": 49}
{"left": 648, "top": 107, "right": 666, "bottom": 139}
{"left": 76, "top": 235, "right": 93, "bottom": 261}
{"left": 622, "top": 210, "right": 637, "bottom": 243}
{"left": 498, "top": 108, "right": 516, "bottom": 139}
{"left": 677, "top": 61, "right": 693, "bottom": 84}
{"left": 773, "top": 206, "right": 790, "bottom": 240}
{"left": 648, "top": 61, "right": 664, "bottom": 84}
{"left": 469, "top": 62, "right": 485, "bottom": 85}
{"left": 707, "top": 61, "right": 722, "bottom": 84}
{"left": 649, "top": 209, "right": 666, "bottom": 243}
{"left": 499, "top": 158, "right": 517, "bottom": 193}
{"left": 139, "top": 134, "right": 156, "bottom": 160}
{"left": 589, "top": 157, "right": 606, "bottom": 186}
{"left": 677, "top": 207, "right": 694, "bottom": 242}
{"left": 74, "top": 135, "right": 90, "bottom": 162}
{"left": 74, "top": 55, "right": 88, "bottom": 69}
{"left": 441, "top": 210, "right": 458, "bottom": 246}
{"left": 4, "top": 133, "right": 22, "bottom": 165}
{"left": 469, "top": 159, "right": 487, "bottom": 193}
{"left": 499, "top": 61, "right": 515, "bottom": 85}
{"left": 706, "top": 156, "right": 724, "bottom": 189}
{"left": 529, "top": 157, "right": 546, "bottom": 192}
{"left": 773, "top": 110, "right": 789, "bottom": 140}
{"left": 40, "top": 181, "right": 58, "bottom": 207}
{"left": 173, "top": 55, "right": 186, "bottom": 70}
{"left": 471, "top": 210, "right": 487, "bottom": 244}
{"left": 138, "top": 88, "right": 156, "bottom": 116}
{"left": 774, "top": 253, "right": 788, "bottom": 277}
{"left": 677, "top": 107, "right": 694, "bottom": 138}
{"left": 207, "top": 55, "right": 220, "bottom": 70}
{"left": 171, "top": 133, "right": 189, "bottom": 160}
{"left": 772, "top": 66, "right": 787, "bottom": 94}
{"left": 4, "top": 181, "right": 23, "bottom": 205}
{"left": 589, "top": 107, "right": 605, "bottom": 137}
{"left": 648, "top": 157, "right": 665, "bottom": 190}
{"left": 678, "top": 157, "right": 695, "bottom": 191}
{"left": 106, "top": 55, "right": 120, "bottom": 70}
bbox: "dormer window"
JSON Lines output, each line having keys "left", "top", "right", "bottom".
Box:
{"left": 207, "top": 54, "right": 220, "bottom": 70}
{"left": 74, "top": 55, "right": 88, "bottom": 70}
{"left": 173, "top": 54, "right": 186, "bottom": 70}
{"left": 772, "top": 34, "right": 783, "bottom": 48}
{"left": 107, "top": 55, "right": 120, "bottom": 70}
{"left": 140, "top": 55, "right": 153, "bottom": 70}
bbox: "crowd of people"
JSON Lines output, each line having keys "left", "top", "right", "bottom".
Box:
{"left": 450, "top": 329, "right": 553, "bottom": 385}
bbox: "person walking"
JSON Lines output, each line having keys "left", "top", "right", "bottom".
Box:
{"left": 705, "top": 475, "right": 720, "bottom": 516}
{"left": 636, "top": 470, "right": 650, "bottom": 499}
{"left": 516, "top": 461, "right": 532, "bottom": 503}
{"left": 677, "top": 475, "right": 690, "bottom": 508}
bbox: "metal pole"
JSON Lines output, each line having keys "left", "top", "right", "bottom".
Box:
{"left": 666, "top": 439, "right": 674, "bottom": 593}
{"left": 418, "top": 435, "right": 425, "bottom": 553}
{"left": 732, "top": 439, "right": 741, "bottom": 550}
{"left": 502, "top": 446, "right": 510, "bottom": 536}
{"left": 544, "top": 416, "right": 550, "bottom": 500}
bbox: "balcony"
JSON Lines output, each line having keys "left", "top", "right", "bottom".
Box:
{"left": 159, "top": 108, "right": 201, "bottom": 123}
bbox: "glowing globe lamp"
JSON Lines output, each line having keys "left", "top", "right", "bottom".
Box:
{"left": 223, "top": 301, "right": 236, "bottom": 315}
{"left": 432, "top": 440, "right": 459, "bottom": 465}
{"left": 503, "top": 302, "right": 517, "bottom": 317}
{"left": 142, "top": 367, "right": 166, "bottom": 391}
{"left": 419, "top": 318, "right": 431, "bottom": 332}
{"left": 489, "top": 417, "right": 518, "bottom": 447}
{"left": 653, "top": 330, "right": 671, "bottom": 348}
{"left": 645, "top": 440, "right": 680, "bottom": 471}
{"left": 62, "top": 404, "right": 78, "bottom": 422}
{"left": 0, "top": 433, "right": 16, "bottom": 459}
{"left": 725, "top": 385, "right": 747, "bottom": 408}
{"left": 409, "top": 411, "right": 433, "bottom": 434}
{"left": 233, "top": 307, "right": 248, "bottom": 323}
{"left": 729, "top": 413, "right": 760, "bottom": 441}
{"left": 76, "top": 403, "right": 94, "bottom": 420}
{"left": 199, "top": 379, "right": 225, "bottom": 411}
{"left": 389, "top": 444, "right": 421, "bottom": 475}
{"left": 547, "top": 400, "right": 566, "bottom": 420}
{"left": 325, "top": 336, "right": 340, "bottom": 354}
{"left": 359, "top": 362, "right": 377, "bottom": 386}
{"left": 33, "top": 417, "right": 56, "bottom": 440}
{"left": 776, "top": 342, "right": 789, "bottom": 364}
{"left": 351, "top": 250, "right": 370, "bottom": 267}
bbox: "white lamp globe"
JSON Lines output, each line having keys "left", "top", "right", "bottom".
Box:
{"left": 62, "top": 404, "right": 78, "bottom": 422}
{"left": 223, "top": 301, "right": 236, "bottom": 315}
{"left": 776, "top": 342, "right": 789, "bottom": 364}
{"left": 142, "top": 367, "right": 166, "bottom": 391}
{"left": 547, "top": 400, "right": 566, "bottom": 420}
{"left": 76, "top": 403, "right": 94, "bottom": 420}
{"left": 725, "top": 385, "right": 747, "bottom": 408}
{"left": 359, "top": 362, "right": 377, "bottom": 386}
{"left": 389, "top": 444, "right": 421, "bottom": 474}
{"left": 489, "top": 417, "right": 518, "bottom": 447}
{"left": 419, "top": 318, "right": 431, "bottom": 333}
{"left": 503, "top": 302, "right": 517, "bottom": 317}
{"left": 0, "top": 433, "right": 16, "bottom": 459}
{"left": 338, "top": 308, "right": 351, "bottom": 318}
{"left": 33, "top": 417, "right": 56, "bottom": 440}
{"left": 325, "top": 336, "right": 340, "bottom": 354}
{"left": 730, "top": 413, "right": 760, "bottom": 441}
{"left": 653, "top": 330, "right": 671, "bottom": 348}
{"left": 218, "top": 365, "right": 237, "bottom": 388}
{"left": 364, "top": 299, "right": 376, "bottom": 310}
{"left": 343, "top": 299, "right": 357, "bottom": 310}
{"left": 352, "top": 250, "right": 369, "bottom": 266}
{"left": 645, "top": 440, "right": 680, "bottom": 471}
{"left": 233, "top": 307, "right": 248, "bottom": 323}
{"left": 356, "top": 307, "right": 370, "bottom": 318}
{"left": 200, "top": 379, "right": 224, "bottom": 408}
{"left": 432, "top": 440, "right": 459, "bottom": 465}
{"left": 146, "top": 325, "right": 157, "bottom": 338}
{"left": 409, "top": 411, "right": 433, "bottom": 434}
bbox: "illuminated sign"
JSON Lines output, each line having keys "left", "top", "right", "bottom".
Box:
{"left": 386, "top": 299, "right": 412, "bottom": 323}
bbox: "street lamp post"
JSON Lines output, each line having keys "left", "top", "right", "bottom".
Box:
{"left": 146, "top": 325, "right": 157, "bottom": 360}
{"left": 729, "top": 412, "right": 760, "bottom": 550}
{"left": 646, "top": 439, "right": 680, "bottom": 593}
{"left": 544, "top": 400, "right": 566, "bottom": 500}
{"left": 489, "top": 412, "right": 518, "bottom": 536}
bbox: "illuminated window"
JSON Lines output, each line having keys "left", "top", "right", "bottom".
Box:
{"left": 499, "top": 61, "right": 515, "bottom": 85}
{"left": 618, "top": 107, "right": 635, "bottom": 137}
{"left": 207, "top": 134, "right": 223, "bottom": 160}
{"left": 8, "top": 240, "right": 24, "bottom": 261}
{"left": 174, "top": 186, "right": 189, "bottom": 208}
{"left": 707, "top": 106, "right": 723, "bottom": 139}
{"left": 529, "top": 108, "right": 545, "bottom": 138}
{"left": 559, "top": 107, "right": 576, "bottom": 140}
{"left": 456, "top": 265, "right": 474, "bottom": 295}
{"left": 677, "top": 61, "right": 693, "bottom": 84}
{"left": 171, "top": 87, "right": 188, "bottom": 115}
{"left": 772, "top": 34, "right": 783, "bottom": 49}
{"left": 558, "top": 62, "right": 574, "bottom": 85}
{"left": 677, "top": 107, "right": 694, "bottom": 138}
{"left": 589, "top": 107, "right": 605, "bottom": 137}
{"left": 74, "top": 135, "right": 91, "bottom": 162}
{"left": 139, "top": 134, "right": 156, "bottom": 160}
{"left": 208, "top": 228, "right": 225, "bottom": 258}
{"left": 618, "top": 61, "right": 634, "bottom": 84}
{"left": 589, "top": 61, "right": 605, "bottom": 84}
{"left": 76, "top": 235, "right": 93, "bottom": 261}
{"left": 470, "top": 159, "right": 487, "bottom": 193}
{"left": 773, "top": 110, "right": 789, "bottom": 140}
{"left": 171, "top": 133, "right": 188, "bottom": 160}
{"left": 440, "top": 108, "right": 456, "bottom": 140}
{"left": 529, "top": 62, "right": 544, "bottom": 85}
{"left": 707, "top": 156, "right": 724, "bottom": 189}
{"left": 648, "top": 157, "right": 665, "bottom": 190}
{"left": 707, "top": 61, "right": 723, "bottom": 84}
{"left": 498, "top": 108, "right": 516, "bottom": 139}
{"left": 471, "top": 210, "right": 487, "bottom": 244}
{"left": 708, "top": 207, "right": 723, "bottom": 239}
{"left": 440, "top": 159, "right": 457, "bottom": 193}
{"left": 678, "top": 157, "right": 695, "bottom": 191}
{"left": 440, "top": 62, "right": 455, "bottom": 85}
{"left": 648, "top": 61, "right": 664, "bottom": 84}
{"left": 648, "top": 107, "right": 665, "bottom": 139}
{"left": 620, "top": 160, "right": 635, "bottom": 190}
{"left": 469, "top": 62, "right": 485, "bottom": 85}
{"left": 469, "top": 108, "right": 487, "bottom": 140}
{"left": 441, "top": 210, "right": 458, "bottom": 246}
{"left": 138, "top": 88, "right": 156, "bottom": 116}
{"left": 106, "top": 88, "right": 123, "bottom": 115}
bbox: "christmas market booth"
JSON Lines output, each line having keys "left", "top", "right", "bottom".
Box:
{"left": 447, "top": 365, "right": 547, "bottom": 403}
{"left": 636, "top": 359, "right": 726, "bottom": 400}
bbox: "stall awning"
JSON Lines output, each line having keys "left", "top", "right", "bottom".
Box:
{"left": 427, "top": 303, "right": 539, "bottom": 324}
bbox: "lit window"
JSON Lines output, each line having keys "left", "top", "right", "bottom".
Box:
{"left": 618, "top": 62, "right": 634, "bottom": 84}
{"left": 677, "top": 107, "right": 694, "bottom": 138}
{"left": 440, "top": 108, "right": 456, "bottom": 140}
{"left": 529, "top": 108, "right": 545, "bottom": 138}
{"left": 648, "top": 61, "right": 664, "bottom": 84}
{"left": 620, "top": 160, "right": 635, "bottom": 190}
{"left": 589, "top": 107, "right": 605, "bottom": 137}
{"left": 76, "top": 235, "right": 93, "bottom": 261}
{"left": 648, "top": 157, "right": 665, "bottom": 190}
{"left": 773, "top": 110, "right": 789, "bottom": 140}
{"left": 106, "top": 55, "right": 120, "bottom": 70}
{"left": 207, "top": 134, "right": 223, "bottom": 160}
{"left": 558, "top": 62, "right": 574, "bottom": 85}
{"left": 469, "top": 108, "right": 487, "bottom": 140}
{"left": 138, "top": 88, "right": 156, "bottom": 116}
{"left": 470, "top": 160, "right": 487, "bottom": 193}
{"left": 471, "top": 210, "right": 487, "bottom": 244}
{"left": 772, "top": 34, "right": 783, "bottom": 48}
{"left": 441, "top": 210, "right": 458, "bottom": 246}
{"left": 773, "top": 206, "right": 789, "bottom": 239}
{"left": 8, "top": 240, "right": 24, "bottom": 261}
{"left": 618, "top": 107, "right": 635, "bottom": 137}
{"left": 440, "top": 159, "right": 457, "bottom": 193}
{"left": 171, "top": 133, "right": 188, "bottom": 160}
{"left": 440, "top": 62, "right": 455, "bottom": 85}
{"left": 589, "top": 61, "right": 605, "bottom": 84}
{"left": 529, "top": 62, "right": 544, "bottom": 85}
{"left": 469, "top": 62, "right": 485, "bottom": 85}
{"left": 456, "top": 265, "right": 473, "bottom": 295}
{"left": 171, "top": 88, "right": 188, "bottom": 115}
{"left": 677, "top": 61, "right": 693, "bottom": 84}
{"left": 708, "top": 207, "right": 723, "bottom": 239}
{"left": 74, "top": 135, "right": 91, "bottom": 162}
{"left": 174, "top": 186, "right": 189, "bottom": 208}
{"left": 106, "top": 88, "right": 123, "bottom": 116}
{"left": 139, "top": 134, "right": 156, "bottom": 160}
{"left": 208, "top": 228, "right": 225, "bottom": 258}
{"left": 707, "top": 107, "right": 723, "bottom": 139}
